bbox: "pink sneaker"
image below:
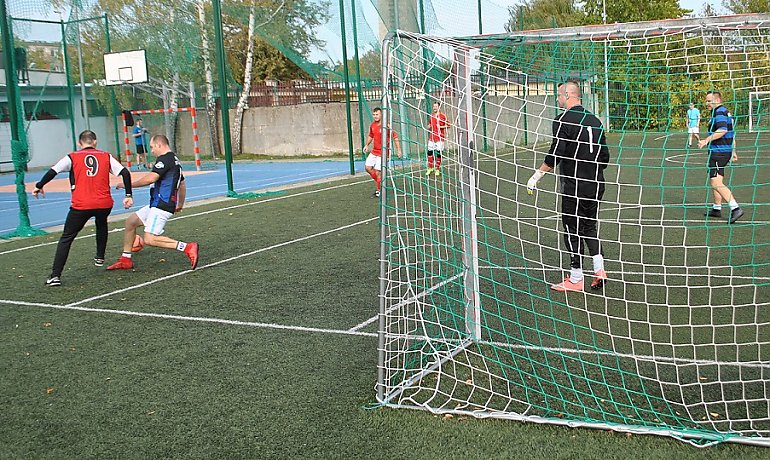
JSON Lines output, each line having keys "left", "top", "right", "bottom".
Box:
{"left": 591, "top": 269, "right": 608, "bottom": 290}
{"left": 551, "top": 278, "right": 584, "bottom": 292}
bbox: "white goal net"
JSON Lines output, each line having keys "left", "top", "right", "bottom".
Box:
{"left": 378, "top": 15, "right": 770, "bottom": 447}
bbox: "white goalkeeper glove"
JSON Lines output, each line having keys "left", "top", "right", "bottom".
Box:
{"left": 527, "top": 170, "right": 545, "bottom": 195}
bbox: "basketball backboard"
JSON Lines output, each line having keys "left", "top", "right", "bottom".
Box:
{"left": 103, "top": 49, "right": 148, "bottom": 86}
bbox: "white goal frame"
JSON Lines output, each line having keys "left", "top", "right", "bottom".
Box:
{"left": 748, "top": 91, "right": 770, "bottom": 132}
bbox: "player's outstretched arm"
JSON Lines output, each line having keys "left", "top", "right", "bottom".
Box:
{"left": 527, "top": 163, "right": 553, "bottom": 195}
{"left": 176, "top": 180, "right": 187, "bottom": 213}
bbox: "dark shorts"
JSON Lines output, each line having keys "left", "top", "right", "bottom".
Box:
{"left": 708, "top": 152, "right": 731, "bottom": 178}
{"left": 136, "top": 144, "right": 146, "bottom": 155}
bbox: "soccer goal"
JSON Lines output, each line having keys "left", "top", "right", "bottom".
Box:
{"left": 378, "top": 15, "right": 770, "bottom": 447}
{"left": 121, "top": 107, "right": 202, "bottom": 171}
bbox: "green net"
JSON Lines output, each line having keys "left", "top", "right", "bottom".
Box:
{"left": 379, "top": 16, "right": 770, "bottom": 447}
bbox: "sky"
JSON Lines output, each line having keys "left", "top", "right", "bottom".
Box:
{"left": 313, "top": 0, "right": 723, "bottom": 64}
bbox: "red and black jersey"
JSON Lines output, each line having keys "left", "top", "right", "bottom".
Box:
{"left": 50, "top": 147, "right": 125, "bottom": 210}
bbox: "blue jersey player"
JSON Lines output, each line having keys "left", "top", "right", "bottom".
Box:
{"left": 108, "top": 134, "right": 199, "bottom": 270}
{"left": 698, "top": 91, "right": 744, "bottom": 224}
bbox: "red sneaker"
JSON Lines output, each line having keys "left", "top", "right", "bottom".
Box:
{"left": 106, "top": 256, "right": 134, "bottom": 270}
{"left": 551, "top": 278, "right": 584, "bottom": 292}
{"left": 184, "top": 242, "right": 199, "bottom": 269}
{"left": 591, "top": 269, "right": 608, "bottom": 290}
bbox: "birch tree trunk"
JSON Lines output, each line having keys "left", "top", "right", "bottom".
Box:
{"left": 233, "top": 5, "right": 257, "bottom": 156}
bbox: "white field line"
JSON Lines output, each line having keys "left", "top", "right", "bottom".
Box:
{"left": 348, "top": 273, "right": 464, "bottom": 332}
{"left": 0, "top": 299, "right": 376, "bottom": 338}
{"left": 65, "top": 216, "right": 378, "bottom": 308}
{"left": 0, "top": 178, "right": 370, "bottom": 256}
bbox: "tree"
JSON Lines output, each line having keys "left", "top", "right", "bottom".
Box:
{"left": 582, "top": 0, "right": 690, "bottom": 24}
{"left": 723, "top": 0, "right": 770, "bottom": 13}
{"left": 505, "top": 0, "right": 585, "bottom": 32}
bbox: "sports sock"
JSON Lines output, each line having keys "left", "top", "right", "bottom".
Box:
{"left": 122, "top": 252, "right": 132, "bottom": 259}
{"left": 375, "top": 174, "right": 381, "bottom": 191}
{"left": 177, "top": 242, "right": 187, "bottom": 251}
{"left": 592, "top": 254, "right": 605, "bottom": 273}
{"left": 712, "top": 204, "right": 722, "bottom": 211}
{"left": 570, "top": 268, "right": 583, "bottom": 283}
{"left": 728, "top": 199, "right": 739, "bottom": 210}
{"left": 427, "top": 154, "right": 434, "bottom": 168}
{"left": 436, "top": 156, "right": 442, "bottom": 169}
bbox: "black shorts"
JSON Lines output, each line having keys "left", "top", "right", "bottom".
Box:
{"left": 708, "top": 152, "right": 731, "bottom": 178}
{"left": 136, "top": 144, "right": 146, "bottom": 155}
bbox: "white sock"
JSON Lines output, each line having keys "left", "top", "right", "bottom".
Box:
{"left": 570, "top": 268, "right": 583, "bottom": 283}
{"left": 728, "top": 199, "right": 739, "bottom": 210}
{"left": 712, "top": 204, "right": 722, "bottom": 211}
{"left": 122, "top": 252, "right": 132, "bottom": 259}
{"left": 176, "top": 241, "right": 187, "bottom": 251}
{"left": 592, "top": 254, "right": 605, "bottom": 273}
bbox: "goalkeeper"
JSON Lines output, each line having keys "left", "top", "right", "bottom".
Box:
{"left": 527, "top": 80, "right": 610, "bottom": 292}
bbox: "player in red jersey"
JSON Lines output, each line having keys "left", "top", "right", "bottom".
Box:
{"left": 32, "top": 130, "right": 133, "bottom": 286}
{"left": 362, "top": 107, "right": 402, "bottom": 197}
{"left": 426, "top": 101, "right": 449, "bottom": 176}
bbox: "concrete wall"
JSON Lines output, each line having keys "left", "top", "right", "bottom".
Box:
{"left": 0, "top": 117, "right": 112, "bottom": 173}
{"left": 236, "top": 103, "right": 363, "bottom": 156}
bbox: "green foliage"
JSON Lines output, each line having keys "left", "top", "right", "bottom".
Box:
{"left": 505, "top": 0, "right": 585, "bottom": 31}
{"left": 225, "top": 0, "right": 330, "bottom": 83}
{"left": 723, "top": 0, "right": 770, "bottom": 13}
{"left": 583, "top": 0, "right": 690, "bottom": 23}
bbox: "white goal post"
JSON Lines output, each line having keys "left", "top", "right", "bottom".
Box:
{"left": 748, "top": 91, "right": 770, "bottom": 132}
{"left": 378, "top": 14, "right": 770, "bottom": 448}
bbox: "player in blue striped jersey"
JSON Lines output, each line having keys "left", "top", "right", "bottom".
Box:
{"left": 698, "top": 91, "right": 744, "bottom": 224}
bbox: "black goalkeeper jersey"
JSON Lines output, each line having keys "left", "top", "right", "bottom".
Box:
{"left": 544, "top": 105, "right": 610, "bottom": 197}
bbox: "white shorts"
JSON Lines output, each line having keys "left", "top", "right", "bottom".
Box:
{"left": 688, "top": 127, "right": 700, "bottom": 134}
{"left": 365, "top": 153, "right": 382, "bottom": 171}
{"left": 427, "top": 140, "right": 445, "bottom": 152}
{"left": 136, "top": 205, "right": 173, "bottom": 235}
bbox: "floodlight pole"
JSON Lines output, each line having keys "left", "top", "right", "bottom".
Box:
{"left": 350, "top": 0, "right": 366, "bottom": 157}
{"left": 212, "top": 0, "right": 234, "bottom": 192}
{"left": 103, "top": 14, "right": 121, "bottom": 161}
{"left": 0, "top": 4, "right": 33, "bottom": 234}
{"left": 338, "top": 0, "right": 356, "bottom": 175}
{"left": 73, "top": 7, "right": 90, "bottom": 130}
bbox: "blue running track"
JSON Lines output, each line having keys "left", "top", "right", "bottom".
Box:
{"left": 0, "top": 160, "right": 365, "bottom": 234}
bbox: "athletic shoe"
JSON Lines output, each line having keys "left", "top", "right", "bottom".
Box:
{"left": 184, "top": 242, "right": 199, "bottom": 270}
{"left": 107, "top": 256, "right": 134, "bottom": 270}
{"left": 426, "top": 167, "right": 434, "bottom": 176}
{"left": 591, "top": 269, "right": 608, "bottom": 290}
{"left": 373, "top": 190, "right": 380, "bottom": 198}
{"left": 45, "top": 276, "right": 61, "bottom": 287}
{"left": 94, "top": 258, "right": 105, "bottom": 267}
{"left": 730, "top": 207, "right": 744, "bottom": 224}
{"left": 551, "top": 278, "right": 584, "bottom": 292}
{"left": 704, "top": 209, "right": 722, "bottom": 218}
{"left": 434, "top": 169, "right": 441, "bottom": 177}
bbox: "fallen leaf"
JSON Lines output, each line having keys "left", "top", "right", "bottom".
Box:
{"left": 43, "top": 323, "right": 52, "bottom": 328}
{"left": 46, "top": 388, "right": 55, "bottom": 395}
{"left": 710, "top": 412, "right": 721, "bottom": 418}
{"left": 146, "top": 411, "right": 156, "bottom": 416}
{"left": 443, "top": 414, "right": 453, "bottom": 420}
